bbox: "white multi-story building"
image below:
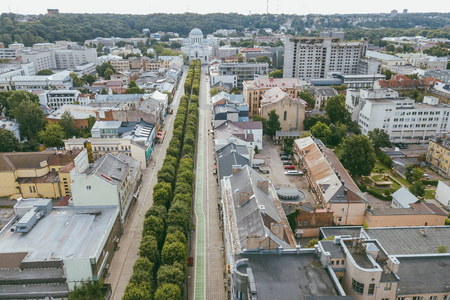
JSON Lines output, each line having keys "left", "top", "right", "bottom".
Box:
{"left": 0, "top": 62, "right": 35, "bottom": 81}
{"left": 283, "top": 37, "right": 368, "bottom": 80}
{"left": 347, "top": 89, "right": 450, "bottom": 143}
{"left": 20, "top": 49, "right": 56, "bottom": 72}
{"left": 39, "top": 90, "right": 81, "bottom": 110}
{"left": 0, "top": 48, "right": 18, "bottom": 60}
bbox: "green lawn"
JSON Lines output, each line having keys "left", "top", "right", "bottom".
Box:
{"left": 389, "top": 170, "right": 411, "bottom": 188}
{"left": 424, "top": 189, "right": 436, "bottom": 199}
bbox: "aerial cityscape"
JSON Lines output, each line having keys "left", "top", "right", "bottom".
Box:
{"left": 0, "top": 6, "right": 449, "bottom": 300}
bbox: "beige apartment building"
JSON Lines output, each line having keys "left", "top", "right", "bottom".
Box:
{"left": 110, "top": 59, "right": 130, "bottom": 73}
{"left": 260, "top": 87, "right": 307, "bottom": 131}
{"left": 243, "top": 77, "right": 305, "bottom": 116}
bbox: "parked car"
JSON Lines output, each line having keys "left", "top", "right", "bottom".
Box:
{"left": 281, "top": 155, "right": 291, "bottom": 160}
{"left": 285, "top": 170, "right": 303, "bottom": 175}
{"left": 282, "top": 160, "right": 292, "bottom": 165}
{"left": 284, "top": 165, "right": 295, "bottom": 169}
{"left": 280, "top": 151, "right": 287, "bottom": 157}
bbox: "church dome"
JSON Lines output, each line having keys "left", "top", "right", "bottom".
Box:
{"left": 189, "top": 28, "right": 203, "bottom": 36}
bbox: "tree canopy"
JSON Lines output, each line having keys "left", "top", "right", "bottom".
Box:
{"left": 266, "top": 109, "right": 281, "bottom": 136}
{"left": 340, "top": 135, "right": 376, "bottom": 177}
{"left": 0, "top": 128, "right": 22, "bottom": 152}
{"left": 324, "top": 94, "right": 351, "bottom": 125}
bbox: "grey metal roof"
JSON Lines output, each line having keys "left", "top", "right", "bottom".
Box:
{"left": 396, "top": 256, "right": 450, "bottom": 295}
{"left": 275, "top": 131, "right": 302, "bottom": 138}
{"left": 238, "top": 253, "right": 338, "bottom": 300}
{"left": 229, "top": 166, "right": 291, "bottom": 249}
{"left": 320, "top": 240, "right": 345, "bottom": 259}
{"left": 365, "top": 226, "right": 450, "bottom": 255}
{"left": 88, "top": 153, "right": 130, "bottom": 185}
{"left": 391, "top": 187, "right": 418, "bottom": 208}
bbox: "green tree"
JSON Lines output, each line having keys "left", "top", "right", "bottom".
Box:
{"left": 165, "top": 231, "right": 187, "bottom": 245}
{"left": 299, "top": 90, "right": 315, "bottom": 108}
{"left": 310, "top": 121, "right": 332, "bottom": 144}
{"left": 145, "top": 205, "right": 168, "bottom": 220}
{"left": 255, "top": 55, "right": 272, "bottom": 66}
{"left": 104, "top": 68, "right": 114, "bottom": 80}
{"left": 230, "top": 86, "right": 240, "bottom": 94}
{"left": 15, "top": 101, "right": 45, "bottom": 140}
{"left": 37, "top": 69, "right": 54, "bottom": 75}
{"left": 6, "top": 90, "right": 39, "bottom": 118}
{"left": 143, "top": 216, "right": 165, "bottom": 248}
{"left": 154, "top": 283, "right": 182, "bottom": 300}
{"left": 340, "top": 135, "right": 376, "bottom": 177}
{"left": 68, "top": 280, "right": 104, "bottom": 300}
{"left": 96, "top": 62, "right": 115, "bottom": 77}
{"left": 70, "top": 72, "right": 84, "bottom": 87}
{"left": 405, "top": 164, "right": 424, "bottom": 183}
{"left": 368, "top": 128, "right": 391, "bottom": 149}
{"left": 38, "top": 122, "right": 65, "bottom": 147}
{"left": 139, "top": 235, "right": 160, "bottom": 266}
{"left": 123, "top": 282, "right": 152, "bottom": 300}
{"left": 130, "top": 258, "right": 154, "bottom": 285}
{"left": 266, "top": 109, "right": 281, "bottom": 136}
{"left": 328, "top": 122, "right": 347, "bottom": 146}
{"left": 381, "top": 69, "right": 395, "bottom": 80}
{"left": 269, "top": 69, "right": 283, "bottom": 78}
{"left": 100, "top": 87, "right": 108, "bottom": 95}
{"left": 161, "top": 241, "right": 187, "bottom": 266}
{"left": 409, "top": 181, "right": 425, "bottom": 197}
{"left": 82, "top": 74, "right": 97, "bottom": 86}
{"left": 60, "top": 111, "right": 77, "bottom": 138}
{"left": 385, "top": 44, "right": 395, "bottom": 52}
{"left": 304, "top": 113, "right": 330, "bottom": 130}
{"left": 157, "top": 263, "right": 185, "bottom": 291}
{"left": 0, "top": 128, "right": 22, "bottom": 152}
{"left": 324, "top": 94, "right": 351, "bottom": 125}
{"left": 209, "top": 87, "right": 220, "bottom": 97}
{"left": 153, "top": 182, "right": 172, "bottom": 207}
{"left": 125, "top": 81, "right": 145, "bottom": 94}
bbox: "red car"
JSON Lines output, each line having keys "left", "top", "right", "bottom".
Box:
{"left": 284, "top": 165, "right": 295, "bottom": 169}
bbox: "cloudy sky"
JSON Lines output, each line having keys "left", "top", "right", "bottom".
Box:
{"left": 1, "top": 0, "right": 448, "bottom": 15}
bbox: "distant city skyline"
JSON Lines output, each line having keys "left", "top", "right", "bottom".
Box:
{"left": 0, "top": 0, "right": 448, "bottom": 16}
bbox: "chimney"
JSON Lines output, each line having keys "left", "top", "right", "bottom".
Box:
{"left": 257, "top": 180, "right": 269, "bottom": 194}
{"left": 248, "top": 147, "right": 254, "bottom": 166}
{"left": 259, "top": 205, "right": 265, "bottom": 215}
{"left": 238, "top": 191, "right": 251, "bottom": 206}
{"left": 232, "top": 165, "right": 242, "bottom": 175}
{"left": 387, "top": 256, "right": 400, "bottom": 274}
{"left": 246, "top": 235, "right": 261, "bottom": 250}
{"left": 270, "top": 223, "right": 285, "bottom": 240}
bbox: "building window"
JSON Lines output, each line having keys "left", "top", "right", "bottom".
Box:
{"left": 398, "top": 297, "right": 405, "bottom": 300}
{"left": 338, "top": 217, "right": 342, "bottom": 223}
{"left": 86, "top": 186, "right": 91, "bottom": 190}
{"left": 382, "top": 298, "right": 390, "bottom": 300}
{"left": 284, "top": 111, "right": 287, "bottom": 121}
{"left": 412, "top": 297, "right": 423, "bottom": 300}
{"left": 304, "top": 221, "right": 308, "bottom": 226}
{"left": 385, "top": 283, "right": 392, "bottom": 290}
{"left": 429, "top": 297, "right": 437, "bottom": 300}
{"left": 443, "top": 296, "right": 450, "bottom": 300}
{"left": 368, "top": 284, "right": 375, "bottom": 295}
{"left": 331, "top": 260, "right": 335, "bottom": 265}
{"left": 351, "top": 279, "right": 364, "bottom": 294}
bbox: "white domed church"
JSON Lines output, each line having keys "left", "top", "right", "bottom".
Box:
{"left": 182, "top": 28, "right": 211, "bottom": 64}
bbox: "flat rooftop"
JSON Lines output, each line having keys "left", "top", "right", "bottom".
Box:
{"left": 238, "top": 253, "right": 338, "bottom": 300}
{"left": 0, "top": 206, "right": 119, "bottom": 262}
{"left": 365, "top": 226, "right": 450, "bottom": 255}
{"left": 320, "top": 227, "right": 362, "bottom": 239}
{"left": 396, "top": 256, "right": 450, "bottom": 295}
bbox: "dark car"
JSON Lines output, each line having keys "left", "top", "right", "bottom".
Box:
{"left": 280, "top": 155, "right": 291, "bottom": 160}
{"left": 284, "top": 165, "right": 295, "bottom": 169}
{"left": 280, "top": 151, "right": 287, "bottom": 157}
{"left": 282, "top": 160, "right": 292, "bottom": 165}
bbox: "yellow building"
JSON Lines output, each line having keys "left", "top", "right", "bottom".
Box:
{"left": 0, "top": 150, "right": 83, "bottom": 199}
{"left": 426, "top": 138, "right": 450, "bottom": 178}
{"left": 243, "top": 77, "right": 305, "bottom": 116}
{"left": 110, "top": 60, "right": 130, "bottom": 73}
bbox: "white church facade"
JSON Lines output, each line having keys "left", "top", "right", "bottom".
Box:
{"left": 182, "top": 28, "right": 211, "bottom": 64}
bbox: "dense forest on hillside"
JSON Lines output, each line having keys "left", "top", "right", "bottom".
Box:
{"left": 0, "top": 12, "right": 449, "bottom": 46}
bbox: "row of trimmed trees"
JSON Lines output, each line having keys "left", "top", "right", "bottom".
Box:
{"left": 123, "top": 59, "right": 201, "bottom": 299}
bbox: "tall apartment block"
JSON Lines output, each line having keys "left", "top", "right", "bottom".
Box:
{"left": 283, "top": 37, "right": 368, "bottom": 80}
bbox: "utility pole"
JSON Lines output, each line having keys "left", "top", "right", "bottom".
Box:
{"left": 266, "top": 0, "right": 269, "bottom": 14}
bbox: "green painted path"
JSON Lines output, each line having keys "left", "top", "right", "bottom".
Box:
{"left": 194, "top": 108, "right": 206, "bottom": 300}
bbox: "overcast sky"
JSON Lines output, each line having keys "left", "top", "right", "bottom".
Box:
{"left": 1, "top": 0, "right": 449, "bottom": 15}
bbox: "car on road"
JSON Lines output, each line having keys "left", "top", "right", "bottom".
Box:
{"left": 280, "top": 151, "right": 287, "bottom": 157}
{"left": 280, "top": 155, "right": 291, "bottom": 160}
{"left": 285, "top": 170, "right": 303, "bottom": 175}
{"left": 282, "top": 160, "right": 292, "bottom": 165}
{"left": 284, "top": 165, "right": 295, "bottom": 169}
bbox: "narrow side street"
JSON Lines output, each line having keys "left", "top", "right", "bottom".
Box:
{"left": 105, "top": 68, "right": 187, "bottom": 300}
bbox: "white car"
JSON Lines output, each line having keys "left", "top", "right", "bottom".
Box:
{"left": 285, "top": 170, "right": 303, "bottom": 175}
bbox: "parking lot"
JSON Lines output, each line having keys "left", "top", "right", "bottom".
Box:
{"left": 258, "top": 136, "right": 315, "bottom": 205}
